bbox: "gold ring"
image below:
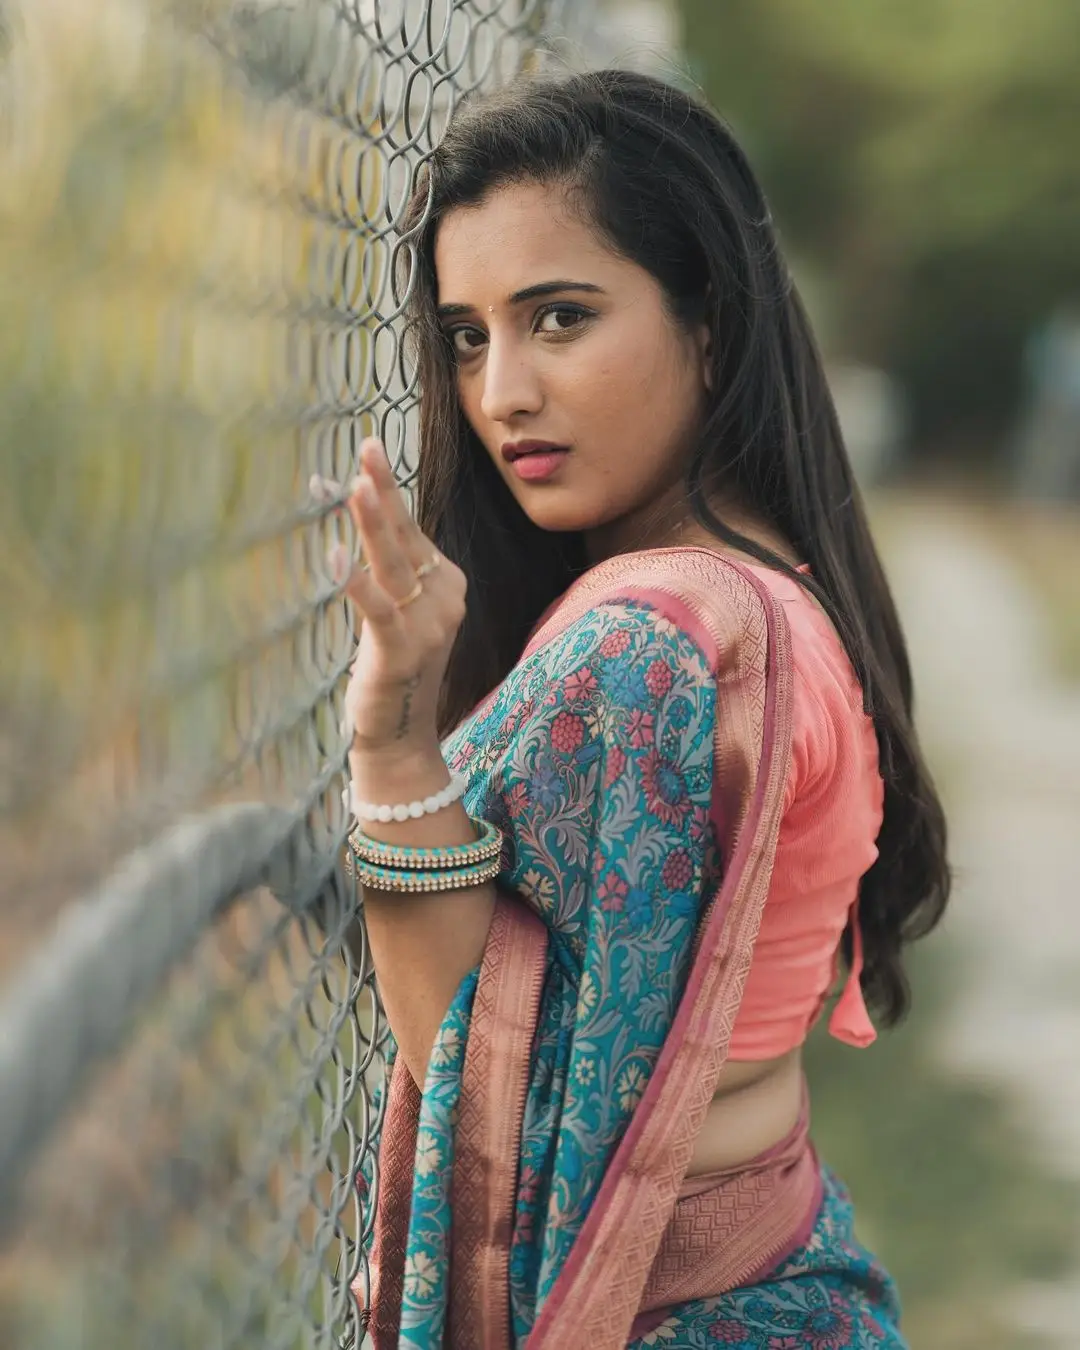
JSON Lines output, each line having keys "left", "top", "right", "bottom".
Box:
{"left": 394, "top": 578, "right": 424, "bottom": 610}
{"left": 415, "top": 554, "right": 441, "bottom": 580}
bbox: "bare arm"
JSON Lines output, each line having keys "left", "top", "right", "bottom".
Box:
{"left": 345, "top": 747, "right": 496, "bottom": 1087}
{"left": 316, "top": 436, "right": 495, "bottom": 1089}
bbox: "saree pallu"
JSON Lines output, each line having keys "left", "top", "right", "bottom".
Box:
{"left": 357, "top": 547, "right": 904, "bottom": 1348}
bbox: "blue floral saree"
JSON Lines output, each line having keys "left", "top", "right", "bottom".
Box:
{"left": 360, "top": 547, "right": 904, "bottom": 1349}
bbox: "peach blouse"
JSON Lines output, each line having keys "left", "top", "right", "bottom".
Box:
{"left": 726, "top": 563, "right": 883, "bottom": 1060}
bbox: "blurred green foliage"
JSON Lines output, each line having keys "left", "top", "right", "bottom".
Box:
{"left": 0, "top": 0, "right": 364, "bottom": 860}
{"left": 677, "top": 0, "right": 1080, "bottom": 459}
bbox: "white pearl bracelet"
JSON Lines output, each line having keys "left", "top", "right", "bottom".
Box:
{"left": 346, "top": 771, "right": 467, "bottom": 824}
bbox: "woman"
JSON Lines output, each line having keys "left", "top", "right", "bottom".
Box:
{"left": 324, "top": 69, "right": 949, "bottom": 1348}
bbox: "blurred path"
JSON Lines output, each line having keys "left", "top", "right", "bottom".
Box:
{"left": 883, "top": 497, "right": 1080, "bottom": 1338}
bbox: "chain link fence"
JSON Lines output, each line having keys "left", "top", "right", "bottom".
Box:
{"left": 0, "top": 1, "right": 677, "bottom": 1346}
{"left": 0, "top": 2, "right": 675, "bottom": 1350}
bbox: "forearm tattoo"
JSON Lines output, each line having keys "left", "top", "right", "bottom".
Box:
{"left": 394, "top": 673, "right": 423, "bottom": 740}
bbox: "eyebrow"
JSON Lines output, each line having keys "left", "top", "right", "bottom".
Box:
{"left": 436, "top": 280, "right": 605, "bottom": 320}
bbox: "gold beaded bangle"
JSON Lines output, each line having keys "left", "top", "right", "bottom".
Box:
{"left": 349, "top": 853, "right": 501, "bottom": 894}
{"left": 347, "top": 816, "right": 502, "bottom": 871}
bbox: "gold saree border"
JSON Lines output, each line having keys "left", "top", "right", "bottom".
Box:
{"left": 366, "top": 1064, "right": 420, "bottom": 1346}
{"left": 637, "top": 1103, "right": 823, "bottom": 1313}
{"left": 451, "top": 896, "right": 549, "bottom": 1349}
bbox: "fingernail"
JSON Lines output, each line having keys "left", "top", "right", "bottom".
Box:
{"left": 328, "top": 544, "right": 351, "bottom": 582}
{"left": 310, "top": 473, "right": 339, "bottom": 502}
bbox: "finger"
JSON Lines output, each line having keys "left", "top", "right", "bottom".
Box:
{"left": 347, "top": 472, "right": 417, "bottom": 596}
{"left": 309, "top": 473, "right": 360, "bottom": 511}
{"left": 312, "top": 449, "right": 425, "bottom": 569}
{"left": 359, "top": 439, "right": 434, "bottom": 563}
{"left": 309, "top": 473, "right": 340, "bottom": 504}
{"left": 329, "top": 543, "right": 401, "bottom": 630}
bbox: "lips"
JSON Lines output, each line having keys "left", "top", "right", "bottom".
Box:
{"left": 501, "top": 440, "right": 569, "bottom": 462}
{"left": 506, "top": 448, "right": 570, "bottom": 483}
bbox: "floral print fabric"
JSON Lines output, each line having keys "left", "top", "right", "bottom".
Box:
{"left": 398, "top": 971, "right": 477, "bottom": 1342}
{"left": 380, "top": 596, "right": 902, "bottom": 1347}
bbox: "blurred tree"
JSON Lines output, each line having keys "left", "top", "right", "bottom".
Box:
{"left": 677, "top": 0, "right": 1080, "bottom": 462}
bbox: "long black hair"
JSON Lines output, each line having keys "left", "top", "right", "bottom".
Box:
{"left": 398, "top": 68, "right": 949, "bottom": 1027}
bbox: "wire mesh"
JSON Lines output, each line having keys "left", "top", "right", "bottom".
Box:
{"left": 0, "top": 0, "right": 661, "bottom": 1345}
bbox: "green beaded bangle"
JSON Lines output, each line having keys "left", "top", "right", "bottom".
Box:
{"left": 349, "top": 853, "right": 501, "bottom": 894}
{"left": 348, "top": 816, "right": 502, "bottom": 871}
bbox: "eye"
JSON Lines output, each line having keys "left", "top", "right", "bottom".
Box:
{"left": 535, "top": 303, "right": 593, "bottom": 335}
{"left": 445, "top": 325, "right": 486, "bottom": 358}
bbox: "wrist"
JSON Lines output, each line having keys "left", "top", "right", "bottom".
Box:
{"left": 348, "top": 742, "right": 450, "bottom": 795}
{"left": 345, "top": 745, "right": 474, "bottom": 849}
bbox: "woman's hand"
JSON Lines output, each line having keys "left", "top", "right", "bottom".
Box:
{"left": 313, "top": 437, "right": 466, "bottom": 764}
{"left": 317, "top": 440, "right": 494, "bottom": 1090}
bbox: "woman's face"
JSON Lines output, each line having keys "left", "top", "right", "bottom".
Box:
{"left": 433, "top": 181, "right": 711, "bottom": 558}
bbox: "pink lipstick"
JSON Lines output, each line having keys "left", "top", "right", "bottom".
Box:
{"left": 502, "top": 440, "right": 571, "bottom": 483}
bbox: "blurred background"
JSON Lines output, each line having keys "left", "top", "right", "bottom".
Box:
{"left": 665, "top": 4, "right": 1080, "bottom": 1347}
{"left": 1, "top": 1, "right": 1078, "bottom": 1348}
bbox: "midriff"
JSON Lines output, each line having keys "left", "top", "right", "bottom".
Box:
{"left": 685, "top": 1049, "right": 804, "bottom": 1176}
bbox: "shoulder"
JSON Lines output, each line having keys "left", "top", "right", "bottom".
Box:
{"left": 523, "top": 547, "right": 781, "bottom": 682}
{"left": 444, "top": 584, "right": 722, "bottom": 784}
{"left": 441, "top": 550, "right": 789, "bottom": 767}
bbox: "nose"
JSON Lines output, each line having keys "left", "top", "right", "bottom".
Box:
{"left": 479, "top": 335, "right": 543, "bottom": 424}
